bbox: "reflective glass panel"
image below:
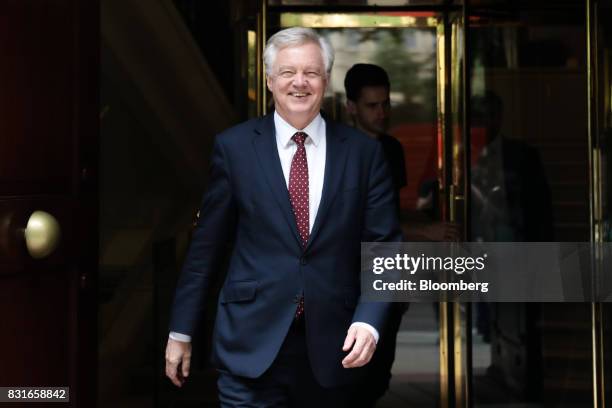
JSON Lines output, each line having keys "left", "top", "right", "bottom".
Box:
{"left": 469, "top": 6, "right": 592, "bottom": 407}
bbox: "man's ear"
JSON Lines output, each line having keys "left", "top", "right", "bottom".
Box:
{"left": 323, "top": 74, "right": 330, "bottom": 91}
{"left": 346, "top": 99, "right": 357, "bottom": 115}
{"left": 266, "top": 75, "right": 273, "bottom": 92}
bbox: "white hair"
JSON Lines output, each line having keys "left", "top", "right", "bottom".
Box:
{"left": 263, "top": 27, "right": 335, "bottom": 76}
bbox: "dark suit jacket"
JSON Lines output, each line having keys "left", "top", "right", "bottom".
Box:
{"left": 169, "top": 113, "right": 402, "bottom": 387}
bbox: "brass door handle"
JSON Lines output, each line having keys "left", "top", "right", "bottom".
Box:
{"left": 24, "top": 211, "right": 61, "bottom": 259}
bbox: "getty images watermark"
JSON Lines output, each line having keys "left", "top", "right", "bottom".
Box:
{"left": 372, "top": 252, "right": 489, "bottom": 294}
{"left": 360, "top": 242, "right": 612, "bottom": 302}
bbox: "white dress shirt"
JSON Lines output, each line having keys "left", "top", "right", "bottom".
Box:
{"left": 169, "top": 112, "right": 379, "bottom": 343}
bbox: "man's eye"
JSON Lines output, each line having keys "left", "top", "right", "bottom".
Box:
{"left": 306, "top": 72, "right": 321, "bottom": 78}
{"left": 280, "top": 71, "right": 295, "bottom": 78}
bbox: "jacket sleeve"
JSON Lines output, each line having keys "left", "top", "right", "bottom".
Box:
{"left": 168, "top": 137, "right": 237, "bottom": 336}
{"left": 352, "top": 141, "right": 403, "bottom": 332}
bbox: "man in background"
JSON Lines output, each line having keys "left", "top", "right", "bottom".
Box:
{"left": 345, "top": 63, "right": 406, "bottom": 214}
{"left": 344, "top": 63, "right": 407, "bottom": 407}
{"left": 344, "top": 63, "right": 458, "bottom": 406}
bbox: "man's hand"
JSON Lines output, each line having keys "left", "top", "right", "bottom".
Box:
{"left": 341, "top": 325, "right": 376, "bottom": 368}
{"left": 165, "top": 338, "right": 192, "bottom": 387}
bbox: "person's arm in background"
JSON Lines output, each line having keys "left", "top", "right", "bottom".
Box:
{"left": 406, "top": 178, "right": 460, "bottom": 242}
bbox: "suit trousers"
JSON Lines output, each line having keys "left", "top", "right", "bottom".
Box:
{"left": 217, "top": 317, "right": 352, "bottom": 407}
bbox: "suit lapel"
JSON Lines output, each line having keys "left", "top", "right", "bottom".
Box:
{"left": 252, "top": 114, "right": 302, "bottom": 247}
{"left": 307, "top": 118, "right": 349, "bottom": 251}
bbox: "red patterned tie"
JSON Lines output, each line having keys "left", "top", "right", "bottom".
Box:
{"left": 289, "top": 132, "right": 309, "bottom": 319}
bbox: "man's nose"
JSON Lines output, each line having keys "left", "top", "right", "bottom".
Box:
{"left": 292, "top": 72, "right": 306, "bottom": 87}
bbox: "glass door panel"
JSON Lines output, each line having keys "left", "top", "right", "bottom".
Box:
{"left": 467, "top": 4, "right": 592, "bottom": 407}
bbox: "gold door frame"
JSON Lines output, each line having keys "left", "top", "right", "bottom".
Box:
{"left": 588, "top": 0, "right": 606, "bottom": 407}
{"left": 257, "top": 0, "right": 268, "bottom": 116}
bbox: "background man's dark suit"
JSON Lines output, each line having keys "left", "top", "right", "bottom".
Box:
{"left": 168, "top": 112, "right": 403, "bottom": 388}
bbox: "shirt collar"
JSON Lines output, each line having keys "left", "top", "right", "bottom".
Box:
{"left": 274, "top": 111, "right": 323, "bottom": 148}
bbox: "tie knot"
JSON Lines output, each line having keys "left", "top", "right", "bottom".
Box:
{"left": 292, "top": 132, "right": 307, "bottom": 147}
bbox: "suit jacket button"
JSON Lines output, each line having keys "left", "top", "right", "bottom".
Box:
{"left": 300, "top": 256, "right": 307, "bottom": 266}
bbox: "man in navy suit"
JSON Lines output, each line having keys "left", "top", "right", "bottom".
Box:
{"left": 165, "top": 27, "right": 402, "bottom": 407}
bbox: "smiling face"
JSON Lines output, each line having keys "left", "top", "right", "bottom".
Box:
{"left": 266, "top": 42, "right": 328, "bottom": 130}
